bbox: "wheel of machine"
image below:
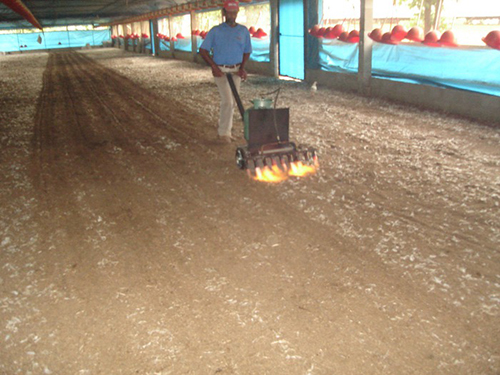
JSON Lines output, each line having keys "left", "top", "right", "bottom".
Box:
{"left": 235, "top": 148, "right": 246, "bottom": 170}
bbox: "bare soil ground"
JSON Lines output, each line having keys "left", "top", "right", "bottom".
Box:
{"left": 0, "top": 48, "right": 499, "bottom": 375}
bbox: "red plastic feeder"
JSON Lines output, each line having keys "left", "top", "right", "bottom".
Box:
{"left": 405, "top": 26, "right": 424, "bottom": 42}
{"left": 338, "top": 31, "right": 349, "bottom": 42}
{"left": 323, "top": 27, "right": 337, "bottom": 39}
{"left": 391, "top": 25, "right": 407, "bottom": 41}
{"left": 381, "top": 32, "right": 399, "bottom": 45}
{"left": 309, "top": 25, "right": 320, "bottom": 37}
{"left": 332, "top": 24, "right": 344, "bottom": 38}
{"left": 482, "top": 30, "right": 500, "bottom": 49}
{"left": 368, "top": 28, "right": 382, "bottom": 42}
{"left": 316, "top": 27, "right": 326, "bottom": 38}
{"left": 176, "top": 33, "right": 185, "bottom": 39}
{"left": 439, "top": 30, "right": 457, "bottom": 47}
{"left": 253, "top": 28, "right": 268, "bottom": 38}
{"left": 422, "top": 31, "right": 441, "bottom": 47}
{"left": 347, "top": 30, "right": 360, "bottom": 43}
{"left": 249, "top": 26, "right": 256, "bottom": 36}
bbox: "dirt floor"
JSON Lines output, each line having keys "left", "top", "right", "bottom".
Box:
{"left": 0, "top": 48, "right": 499, "bottom": 374}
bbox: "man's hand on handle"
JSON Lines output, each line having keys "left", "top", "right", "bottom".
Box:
{"left": 237, "top": 67, "right": 247, "bottom": 81}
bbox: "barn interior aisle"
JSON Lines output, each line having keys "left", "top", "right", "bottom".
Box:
{"left": 1, "top": 48, "right": 499, "bottom": 374}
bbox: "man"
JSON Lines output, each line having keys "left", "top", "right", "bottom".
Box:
{"left": 199, "top": 0, "right": 252, "bottom": 144}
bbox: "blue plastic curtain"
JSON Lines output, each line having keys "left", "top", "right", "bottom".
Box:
{"left": 0, "top": 29, "right": 110, "bottom": 53}
{"left": 196, "top": 36, "right": 203, "bottom": 52}
{"left": 250, "top": 38, "right": 270, "bottom": 62}
{"left": 174, "top": 37, "right": 192, "bottom": 52}
{"left": 159, "top": 39, "right": 170, "bottom": 51}
{"left": 279, "top": 0, "right": 305, "bottom": 79}
{"left": 320, "top": 39, "right": 500, "bottom": 97}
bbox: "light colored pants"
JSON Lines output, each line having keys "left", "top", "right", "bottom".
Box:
{"left": 214, "top": 67, "right": 241, "bottom": 137}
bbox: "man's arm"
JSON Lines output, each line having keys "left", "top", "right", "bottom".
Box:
{"left": 238, "top": 52, "right": 250, "bottom": 80}
{"left": 199, "top": 48, "right": 224, "bottom": 77}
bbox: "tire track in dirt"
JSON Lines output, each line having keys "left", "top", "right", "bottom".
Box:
{"left": 60, "top": 52, "right": 222, "bottom": 207}
{"left": 32, "top": 53, "right": 57, "bottom": 192}
{"left": 67, "top": 51, "right": 210, "bottom": 144}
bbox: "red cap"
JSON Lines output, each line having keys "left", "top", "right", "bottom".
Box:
{"left": 223, "top": 0, "right": 239, "bottom": 11}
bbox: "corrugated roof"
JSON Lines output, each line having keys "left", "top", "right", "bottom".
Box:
{"left": 0, "top": 0, "right": 188, "bottom": 30}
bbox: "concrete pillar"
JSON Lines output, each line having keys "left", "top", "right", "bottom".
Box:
{"left": 358, "top": 0, "right": 373, "bottom": 96}
{"left": 151, "top": 19, "right": 160, "bottom": 56}
{"left": 138, "top": 23, "right": 143, "bottom": 53}
{"left": 305, "top": 0, "right": 320, "bottom": 73}
{"left": 191, "top": 10, "right": 198, "bottom": 61}
{"left": 168, "top": 15, "right": 175, "bottom": 58}
{"left": 270, "top": 0, "right": 279, "bottom": 78}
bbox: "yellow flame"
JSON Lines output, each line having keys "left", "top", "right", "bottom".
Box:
{"left": 253, "top": 166, "right": 288, "bottom": 183}
{"left": 251, "top": 160, "right": 319, "bottom": 183}
{"left": 288, "top": 161, "right": 316, "bottom": 177}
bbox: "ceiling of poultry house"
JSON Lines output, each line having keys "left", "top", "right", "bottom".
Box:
{"left": 0, "top": 0, "right": 188, "bottom": 30}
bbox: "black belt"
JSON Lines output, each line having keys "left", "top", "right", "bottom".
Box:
{"left": 218, "top": 64, "right": 241, "bottom": 69}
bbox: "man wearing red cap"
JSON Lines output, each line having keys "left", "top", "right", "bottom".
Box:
{"left": 199, "top": 0, "right": 252, "bottom": 144}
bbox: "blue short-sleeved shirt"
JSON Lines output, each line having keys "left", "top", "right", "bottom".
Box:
{"left": 200, "top": 22, "right": 252, "bottom": 65}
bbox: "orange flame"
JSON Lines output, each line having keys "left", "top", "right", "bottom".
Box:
{"left": 251, "top": 159, "right": 319, "bottom": 183}
{"left": 253, "top": 165, "right": 288, "bottom": 183}
{"left": 289, "top": 161, "right": 316, "bottom": 177}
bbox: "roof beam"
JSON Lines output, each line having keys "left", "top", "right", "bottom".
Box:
{"left": 0, "top": 0, "right": 43, "bottom": 29}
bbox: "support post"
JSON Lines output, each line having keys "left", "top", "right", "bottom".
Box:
{"left": 358, "top": 0, "right": 373, "bottom": 96}
{"left": 168, "top": 15, "right": 175, "bottom": 58}
{"left": 191, "top": 10, "right": 198, "bottom": 61}
{"left": 270, "top": 0, "right": 279, "bottom": 77}
{"left": 305, "top": 0, "right": 320, "bottom": 73}
{"left": 151, "top": 19, "right": 160, "bottom": 56}
{"left": 66, "top": 25, "right": 71, "bottom": 48}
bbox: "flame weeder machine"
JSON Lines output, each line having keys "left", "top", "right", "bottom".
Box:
{"left": 226, "top": 73, "right": 318, "bottom": 172}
